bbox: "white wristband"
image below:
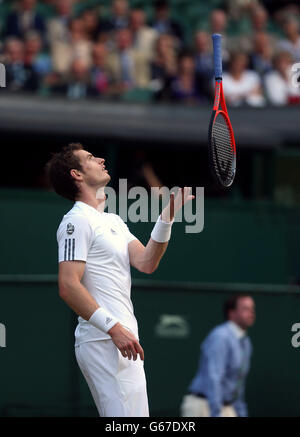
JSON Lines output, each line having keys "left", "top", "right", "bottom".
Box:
{"left": 88, "top": 307, "right": 119, "bottom": 333}
{"left": 151, "top": 215, "right": 174, "bottom": 243}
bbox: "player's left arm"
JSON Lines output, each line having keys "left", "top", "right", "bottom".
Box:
{"left": 129, "top": 187, "right": 194, "bottom": 274}
{"left": 128, "top": 238, "right": 168, "bottom": 274}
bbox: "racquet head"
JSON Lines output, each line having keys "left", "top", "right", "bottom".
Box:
{"left": 208, "top": 34, "right": 236, "bottom": 188}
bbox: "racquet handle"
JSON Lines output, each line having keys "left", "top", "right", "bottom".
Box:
{"left": 212, "top": 33, "right": 222, "bottom": 79}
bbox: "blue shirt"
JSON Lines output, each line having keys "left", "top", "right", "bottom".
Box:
{"left": 194, "top": 53, "right": 214, "bottom": 79}
{"left": 188, "top": 321, "right": 252, "bottom": 417}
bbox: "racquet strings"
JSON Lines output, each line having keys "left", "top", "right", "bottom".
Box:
{"left": 211, "top": 113, "right": 235, "bottom": 186}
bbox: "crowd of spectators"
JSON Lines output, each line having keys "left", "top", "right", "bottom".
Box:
{"left": 1, "top": 0, "right": 300, "bottom": 106}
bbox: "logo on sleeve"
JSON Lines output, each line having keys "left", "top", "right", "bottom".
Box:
{"left": 106, "top": 317, "right": 112, "bottom": 325}
{"left": 67, "top": 223, "right": 75, "bottom": 235}
{"left": 111, "top": 228, "right": 117, "bottom": 235}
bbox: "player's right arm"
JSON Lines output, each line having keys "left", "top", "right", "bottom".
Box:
{"left": 58, "top": 260, "right": 99, "bottom": 320}
{"left": 58, "top": 261, "right": 144, "bottom": 361}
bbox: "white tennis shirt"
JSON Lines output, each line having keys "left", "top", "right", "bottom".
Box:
{"left": 57, "top": 200, "right": 139, "bottom": 345}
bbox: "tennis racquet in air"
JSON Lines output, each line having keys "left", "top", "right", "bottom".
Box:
{"left": 208, "top": 33, "right": 236, "bottom": 188}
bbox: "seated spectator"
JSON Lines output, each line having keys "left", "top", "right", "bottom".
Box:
{"left": 222, "top": 52, "right": 265, "bottom": 106}
{"left": 168, "top": 52, "right": 202, "bottom": 105}
{"left": 52, "top": 59, "right": 97, "bottom": 99}
{"left": 150, "top": 34, "right": 177, "bottom": 96}
{"left": 151, "top": 34, "right": 177, "bottom": 79}
{"left": 5, "top": 0, "right": 46, "bottom": 41}
{"left": 107, "top": 28, "right": 150, "bottom": 95}
{"left": 104, "top": 0, "right": 130, "bottom": 32}
{"left": 194, "top": 30, "right": 214, "bottom": 98}
{"left": 232, "top": 6, "right": 278, "bottom": 56}
{"left": 24, "top": 31, "right": 52, "bottom": 77}
{"left": 250, "top": 31, "right": 274, "bottom": 76}
{"left": 4, "top": 37, "right": 39, "bottom": 92}
{"left": 51, "top": 17, "right": 93, "bottom": 75}
{"left": 81, "top": 8, "right": 101, "bottom": 42}
{"left": 151, "top": 0, "right": 184, "bottom": 45}
{"left": 210, "top": 9, "right": 230, "bottom": 62}
{"left": 69, "top": 18, "right": 93, "bottom": 63}
{"left": 264, "top": 51, "right": 300, "bottom": 105}
{"left": 130, "top": 8, "right": 158, "bottom": 60}
{"left": 277, "top": 17, "right": 300, "bottom": 61}
{"left": 47, "top": 0, "right": 74, "bottom": 46}
{"left": 90, "top": 43, "right": 110, "bottom": 96}
{"left": 226, "top": 0, "right": 260, "bottom": 22}
{"left": 249, "top": 5, "right": 279, "bottom": 49}
{"left": 251, "top": 5, "right": 270, "bottom": 33}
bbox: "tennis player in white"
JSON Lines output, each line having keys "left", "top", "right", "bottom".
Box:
{"left": 47, "top": 143, "right": 194, "bottom": 417}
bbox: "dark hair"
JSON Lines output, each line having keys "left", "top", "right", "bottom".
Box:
{"left": 178, "top": 49, "right": 194, "bottom": 62}
{"left": 223, "top": 294, "right": 251, "bottom": 320}
{"left": 47, "top": 143, "right": 84, "bottom": 201}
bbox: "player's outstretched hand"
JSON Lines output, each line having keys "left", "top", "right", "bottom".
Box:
{"left": 108, "top": 323, "right": 144, "bottom": 361}
{"left": 161, "top": 187, "right": 195, "bottom": 223}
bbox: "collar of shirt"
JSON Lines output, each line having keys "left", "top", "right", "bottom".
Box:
{"left": 228, "top": 321, "right": 246, "bottom": 339}
{"left": 75, "top": 200, "right": 105, "bottom": 217}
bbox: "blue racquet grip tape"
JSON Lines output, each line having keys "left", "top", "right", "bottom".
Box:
{"left": 212, "top": 33, "right": 222, "bottom": 79}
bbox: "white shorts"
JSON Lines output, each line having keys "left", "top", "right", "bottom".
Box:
{"left": 75, "top": 339, "right": 149, "bottom": 417}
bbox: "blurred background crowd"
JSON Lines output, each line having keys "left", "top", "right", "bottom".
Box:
{"left": 1, "top": 0, "right": 300, "bottom": 106}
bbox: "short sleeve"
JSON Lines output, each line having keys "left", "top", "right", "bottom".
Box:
{"left": 57, "top": 214, "right": 93, "bottom": 263}
{"left": 114, "top": 215, "right": 138, "bottom": 244}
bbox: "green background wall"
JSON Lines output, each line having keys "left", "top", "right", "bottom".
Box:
{"left": 1, "top": 279, "right": 300, "bottom": 417}
{"left": 1, "top": 188, "right": 299, "bottom": 284}
{"left": 1, "top": 189, "right": 300, "bottom": 417}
